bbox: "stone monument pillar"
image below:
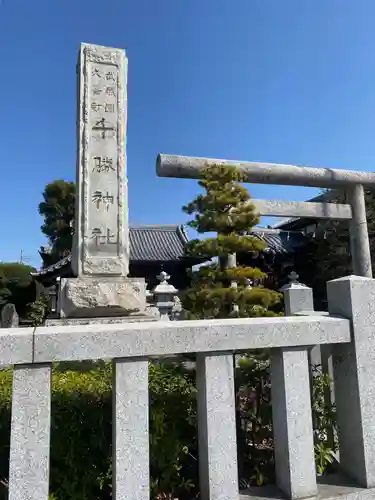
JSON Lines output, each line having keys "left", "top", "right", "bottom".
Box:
{"left": 72, "top": 43, "right": 129, "bottom": 278}
{"left": 59, "top": 43, "right": 148, "bottom": 319}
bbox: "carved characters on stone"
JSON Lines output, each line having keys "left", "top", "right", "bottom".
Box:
{"left": 92, "top": 191, "right": 114, "bottom": 211}
{"left": 92, "top": 118, "right": 115, "bottom": 140}
{"left": 91, "top": 228, "right": 117, "bottom": 246}
{"left": 72, "top": 43, "right": 128, "bottom": 278}
{"left": 92, "top": 67, "right": 101, "bottom": 78}
{"left": 105, "top": 103, "right": 115, "bottom": 113}
{"left": 91, "top": 102, "right": 115, "bottom": 114}
{"left": 105, "top": 71, "right": 117, "bottom": 82}
{"left": 105, "top": 86, "right": 116, "bottom": 97}
{"left": 92, "top": 155, "right": 114, "bottom": 173}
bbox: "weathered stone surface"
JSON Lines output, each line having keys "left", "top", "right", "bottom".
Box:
{"left": 271, "top": 347, "right": 317, "bottom": 499}
{"left": 327, "top": 276, "right": 375, "bottom": 488}
{"left": 8, "top": 364, "right": 52, "bottom": 500}
{"left": 59, "top": 276, "right": 146, "bottom": 318}
{"left": 252, "top": 198, "right": 352, "bottom": 219}
{"left": 240, "top": 478, "right": 375, "bottom": 499}
{"left": 348, "top": 185, "right": 372, "bottom": 277}
{"left": 281, "top": 281, "right": 314, "bottom": 317}
{"left": 113, "top": 358, "right": 149, "bottom": 499}
{"left": 197, "top": 353, "right": 238, "bottom": 500}
{"left": 156, "top": 153, "right": 375, "bottom": 188}
{"left": 31, "top": 315, "right": 350, "bottom": 363}
{"left": 72, "top": 43, "right": 129, "bottom": 278}
{"left": 1, "top": 303, "right": 19, "bottom": 328}
{"left": 45, "top": 315, "right": 157, "bottom": 326}
{"left": 0, "top": 327, "right": 33, "bottom": 366}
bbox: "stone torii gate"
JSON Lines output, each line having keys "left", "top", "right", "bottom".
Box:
{"left": 156, "top": 154, "right": 375, "bottom": 278}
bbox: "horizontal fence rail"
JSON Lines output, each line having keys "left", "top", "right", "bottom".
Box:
{"left": 0, "top": 316, "right": 350, "bottom": 366}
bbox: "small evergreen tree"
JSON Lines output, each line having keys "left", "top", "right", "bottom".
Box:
{"left": 181, "top": 164, "right": 281, "bottom": 319}
{"left": 181, "top": 165, "right": 337, "bottom": 485}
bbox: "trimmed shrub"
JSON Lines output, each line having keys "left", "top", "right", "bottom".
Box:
{"left": 0, "top": 362, "right": 198, "bottom": 500}
{"left": 0, "top": 359, "right": 336, "bottom": 499}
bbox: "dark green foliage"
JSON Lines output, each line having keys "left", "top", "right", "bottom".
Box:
{"left": 38, "top": 180, "right": 75, "bottom": 265}
{"left": 25, "top": 294, "right": 50, "bottom": 326}
{"left": 148, "top": 363, "right": 197, "bottom": 497}
{"left": 295, "top": 189, "right": 375, "bottom": 309}
{"left": 0, "top": 363, "right": 197, "bottom": 500}
{"left": 236, "top": 355, "right": 274, "bottom": 486}
{"left": 182, "top": 164, "right": 282, "bottom": 318}
{"left": 181, "top": 165, "right": 336, "bottom": 486}
{"left": 0, "top": 360, "right": 336, "bottom": 499}
{"left": 0, "top": 262, "right": 50, "bottom": 325}
{"left": 0, "top": 262, "right": 38, "bottom": 318}
{"left": 236, "top": 357, "right": 337, "bottom": 486}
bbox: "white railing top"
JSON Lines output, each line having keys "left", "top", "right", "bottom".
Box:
{"left": 0, "top": 315, "right": 350, "bottom": 366}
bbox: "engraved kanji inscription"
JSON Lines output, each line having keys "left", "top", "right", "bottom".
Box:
{"left": 92, "top": 190, "right": 114, "bottom": 210}
{"left": 92, "top": 156, "right": 115, "bottom": 173}
{"left": 92, "top": 117, "right": 115, "bottom": 139}
{"left": 91, "top": 102, "right": 103, "bottom": 112}
{"left": 75, "top": 44, "right": 128, "bottom": 275}
{"left": 105, "top": 103, "right": 115, "bottom": 113}
{"left": 106, "top": 86, "right": 116, "bottom": 97}
{"left": 91, "top": 227, "right": 117, "bottom": 246}
{"left": 105, "top": 71, "right": 117, "bottom": 82}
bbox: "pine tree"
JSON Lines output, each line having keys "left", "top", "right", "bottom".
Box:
{"left": 181, "top": 164, "right": 282, "bottom": 319}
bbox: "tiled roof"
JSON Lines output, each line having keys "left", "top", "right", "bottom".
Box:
{"left": 32, "top": 226, "right": 305, "bottom": 279}
{"left": 33, "top": 255, "right": 72, "bottom": 276}
{"left": 129, "top": 225, "right": 189, "bottom": 261}
{"left": 32, "top": 225, "right": 189, "bottom": 277}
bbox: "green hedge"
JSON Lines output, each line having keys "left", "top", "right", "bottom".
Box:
{"left": 0, "top": 362, "right": 198, "bottom": 500}
{"left": 0, "top": 359, "right": 336, "bottom": 499}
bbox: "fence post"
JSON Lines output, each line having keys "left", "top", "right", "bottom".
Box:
{"left": 270, "top": 347, "right": 317, "bottom": 499}
{"left": 196, "top": 352, "right": 238, "bottom": 500}
{"left": 281, "top": 271, "right": 335, "bottom": 449}
{"left": 327, "top": 275, "right": 375, "bottom": 487}
{"left": 112, "top": 358, "right": 149, "bottom": 500}
{"left": 281, "top": 272, "right": 320, "bottom": 388}
{"left": 8, "top": 364, "right": 52, "bottom": 500}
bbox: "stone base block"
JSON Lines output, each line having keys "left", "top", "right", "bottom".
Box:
{"left": 59, "top": 277, "right": 147, "bottom": 318}
{"left": 240, "top": 474, "right": 375, "bottom": 500}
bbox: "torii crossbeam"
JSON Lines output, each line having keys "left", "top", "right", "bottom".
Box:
{"left": 156, "top": 153, "right": 375, "bottom": 278}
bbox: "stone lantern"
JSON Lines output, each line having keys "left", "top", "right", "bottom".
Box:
{"left": 152, "top": 271, "right": 178, "bottom": 320}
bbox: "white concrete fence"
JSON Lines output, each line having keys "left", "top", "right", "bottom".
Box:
{"left": 2, "top": 275, "right": 375, "bottom": 500}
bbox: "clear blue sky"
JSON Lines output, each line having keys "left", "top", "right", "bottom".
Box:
{"left": 1, "top": 0, "right": 375, "bottom": 268}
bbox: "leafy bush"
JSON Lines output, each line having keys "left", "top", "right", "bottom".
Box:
{"left": 24, "top": 293, "right": 50, "bottom": 326}
{"left": 236, "top": 355, "right": 337, "bottom": 487}
{"left": 0, "top": 362, "right": 197, "bottom": 500}
{"left": 0, "top": 263, "right": 38, "bottom": 318}
{"left": 0, "top": 358, "right": 336, "bottom": 499}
